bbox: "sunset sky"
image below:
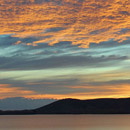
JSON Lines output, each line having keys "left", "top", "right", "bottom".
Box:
{"left": 0, "top": 0, "right": 130, "bottom": 100}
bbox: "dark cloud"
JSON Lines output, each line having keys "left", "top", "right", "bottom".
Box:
{"left": 0, "top": 54, "right": 128, "bottom": 70}
{"left": 45, "top": 27, "right": 65, "bottom": 33}
{"left": 0, "top": 35, "right": 19, "bottom": 47}
{"left": 0, "top": 35, "right": 129, "bottom": 71}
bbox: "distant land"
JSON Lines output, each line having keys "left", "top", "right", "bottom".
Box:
{"left": 0, "top": 98, "right": 130, "bottom": 115}
{"left": 0, "top": 97, "right": 56, "bottom": 110}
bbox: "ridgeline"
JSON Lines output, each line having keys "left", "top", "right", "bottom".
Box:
{"left": 0, "top": 98, "right": 130, "bottom": 115}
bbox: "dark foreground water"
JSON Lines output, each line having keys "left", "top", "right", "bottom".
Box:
{"left": 0, "top": 115, "right": 130, "bottom": 130}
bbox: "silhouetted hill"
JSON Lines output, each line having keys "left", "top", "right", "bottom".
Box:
{"left": 34, "top": 98, "right": 130, "bottom": 114}
{"left": 1, "top": 98, "right": 130, "bottom": 115}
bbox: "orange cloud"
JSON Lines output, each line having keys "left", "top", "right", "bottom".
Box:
{"left": 0, "top": 84, "right": 35, "bottom": 99}
{"left": 0, "top": 0, "right": 130, "bottom": 47}
{"left": 0, "top": 83, "right": 130, "bottom": 99}
{"left": 25, "top": 83, "right": 130, "bottom": 100}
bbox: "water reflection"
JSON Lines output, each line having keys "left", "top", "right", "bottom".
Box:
{"left": 0, "top": 115, "right": 130, "bottom": 130}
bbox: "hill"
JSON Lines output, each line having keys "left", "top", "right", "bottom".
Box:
{"left": 1, "top": 98, "right": 130, "bottom": 115}
{"left": 34, "top": 98, "right": 130, "bottom": 114}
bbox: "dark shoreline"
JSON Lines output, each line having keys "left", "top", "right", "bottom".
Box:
{"left": 1, "top": 98, "right": 130, "bottom": 115}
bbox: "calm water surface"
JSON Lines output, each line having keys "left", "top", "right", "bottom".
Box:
{"left": 0, "top": 115, "right": 130, "bottom": 130}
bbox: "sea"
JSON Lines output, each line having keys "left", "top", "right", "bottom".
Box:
{"left": 0, "top": 115, "right": 130, "bottom": 130}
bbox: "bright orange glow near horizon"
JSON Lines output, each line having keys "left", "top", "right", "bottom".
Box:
{"left": 24, "top": 83, "right": 130, "bottom": 100}
{"left": 0, "top": 83, "right": 130, "bottom": 100}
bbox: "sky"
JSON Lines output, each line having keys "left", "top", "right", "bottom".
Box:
{"left": 0, "top": 0, "right": 130, "bottom": 103}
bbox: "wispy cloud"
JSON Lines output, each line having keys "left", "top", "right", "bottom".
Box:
{"left": 0, "top": 84, "right": 35, "bottom": 99}
{"left": 25, "top": 83, "right": 130, "bottom": 100}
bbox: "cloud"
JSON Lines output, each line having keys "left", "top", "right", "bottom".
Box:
{"left": 25, "top": 83, "right": 130, "bottom": 100}
{"left": 0, "top": 69, "right": 130, "bottom": 100}
{"left": 0, "top": 54, "right": 128, "bottom": 70}
{"left": 0, "top": 84, "right": 35, "bottom": 99}
{"left": 0, "top": 0, "right": 130, "bottom": 47}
